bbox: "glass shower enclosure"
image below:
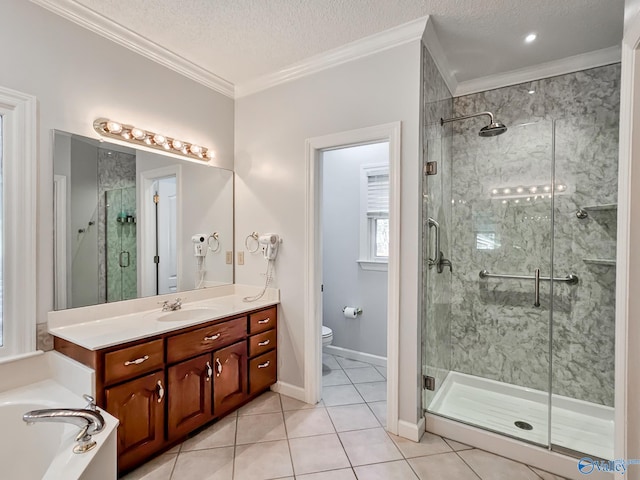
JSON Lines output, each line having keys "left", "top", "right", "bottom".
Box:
{"left": 422, "top": 118, "right": 617, "bottom": 460}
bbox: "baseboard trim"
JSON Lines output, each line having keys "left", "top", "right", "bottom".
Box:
{"left": 323, "top": 345, "right": 387, "bottom": 368}
{"left": 398, "top": 418, "right": 426, "bottom": 442}
{"left": 271, "top": 381, "right": 306, "bottom": 402}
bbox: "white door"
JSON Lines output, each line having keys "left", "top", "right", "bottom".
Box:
{"left": 156, "top": 176, "right": 177, "bottom": 294}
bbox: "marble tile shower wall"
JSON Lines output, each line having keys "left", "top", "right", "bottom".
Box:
{"left": 449, "top": 64, "right": 620, "bottom": 406}
{"left": 97, "top": 148, "right": 137, "bottom": 303}
{"left": 421, "top": 43, "right": 453, "bottom": 405}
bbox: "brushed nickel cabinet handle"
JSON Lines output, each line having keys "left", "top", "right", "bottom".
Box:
{"left": 257, "top": 318, "right": 270, "bottom": 324}
{"left": 156, "top": 380, "right": 165, "bottom": 403}
{"left": 258, "top": 361, "right": 270, "bottom": 369}
{"left": 204, "top": 333, "right": 221, "bottom": 341}
{"left": 206, "top": 361, "right": 213, "bottom": 381}
{"left": 215, "top": 358, "right": 222, "bottom": 377}
{"left": 124, "top": 355, "right": 149, "bottom": 366}
{"left": 258, "top": 339, "right": 270, "bottom": 346}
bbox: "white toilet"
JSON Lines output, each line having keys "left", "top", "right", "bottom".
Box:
{"left": 322, "top": 326, "right": 333, "bottom": 346}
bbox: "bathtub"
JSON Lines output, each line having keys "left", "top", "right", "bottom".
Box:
{"left": 0, "top": 352, "right": 118, "bottom": 480}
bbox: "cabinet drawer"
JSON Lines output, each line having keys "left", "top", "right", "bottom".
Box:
{"left": 248, "top": 329, "right": 276, "bottom": 357}
{"left": 248, "top": 350, "right": 277, "bottom": 394}
{"left": 248, "top": 307, "right": 276, "bottom": 334}
{"left": 167, "top": 317, "right": 246, "bottom": 364}
{"left": 104, "top": 339, "right": 164, "bottom": 385}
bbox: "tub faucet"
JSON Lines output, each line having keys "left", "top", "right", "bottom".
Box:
{"left": 23, "top": 395, "right": 106, "bottom": 454}
{"left": 161, "top": 297, "right": 183, "bottom": 311}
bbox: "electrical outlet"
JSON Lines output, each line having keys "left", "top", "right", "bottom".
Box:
{"left": 225, "top": 251, "right": 232, "bottom": 264}
{"left": 237, "top": 251, "right": 244, "bottom": 265}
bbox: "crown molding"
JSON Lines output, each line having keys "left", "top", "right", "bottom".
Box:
{"left": 236, "top": 16, "right": 428, "bottom": 98}
{"left": 454, "top": 46, "right": 622, "bottom": 97}
{"left": 30, "top": 0, "right": 235, "bottom": 98}
{"left": 422, "top": 17, "right": 457, "bottom": 96}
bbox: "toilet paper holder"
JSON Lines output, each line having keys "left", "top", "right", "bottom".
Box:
{"left": 342, "top": 306, "right": 363, "bottom": 317}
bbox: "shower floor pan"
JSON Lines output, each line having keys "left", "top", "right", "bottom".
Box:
{"left": 428, "top": 371, "right": 614, "bottom": 460}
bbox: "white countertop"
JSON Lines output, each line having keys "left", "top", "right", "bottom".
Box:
{"left": 48, "top": 285, "right": 279, "bottom": 351}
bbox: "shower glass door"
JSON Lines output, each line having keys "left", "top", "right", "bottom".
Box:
{"left": 424, "top": 120, "right": 555, "bottom": 448}
{"left": 105, "top": 187, "right": 137, "bottom": 302}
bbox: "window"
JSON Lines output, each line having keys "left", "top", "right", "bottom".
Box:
{"left": 0, "top": 86, "right": 37, "bottom": 359}
{"left": 359, "top": 164, "right": 389, "bottom": 270}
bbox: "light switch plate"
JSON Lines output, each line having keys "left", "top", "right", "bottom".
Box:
{"left": 237, "top": 251, "right": 244, "bottom": 265}
{"left": 225, "top": 251, "right": 232, "bottom": 264}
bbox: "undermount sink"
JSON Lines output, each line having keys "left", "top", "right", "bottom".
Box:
{"left": 155, "top": 306, "right": 221, "bottom": 322}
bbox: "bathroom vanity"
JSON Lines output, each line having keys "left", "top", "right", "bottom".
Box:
{"left": 48, "top": 289, "right": 278, "bottom": 473}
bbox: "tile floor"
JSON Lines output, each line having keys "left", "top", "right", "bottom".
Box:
{"left": 122, "top": 353, "right": 567, "bottom": 480}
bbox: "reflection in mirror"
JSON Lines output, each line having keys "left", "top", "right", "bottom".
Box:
{"left": 53, "top": 131, "right": 233, "bottom": 310}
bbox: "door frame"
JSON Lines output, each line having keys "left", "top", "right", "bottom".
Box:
{"left": 304, "top": 122, "right": 401, "bottom": 435}
{"left": 615, "top": 3, "right": 640, "bottom": 461}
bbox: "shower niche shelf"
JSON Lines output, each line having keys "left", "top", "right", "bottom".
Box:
{"left": 583, "top": 258, "right": 616, "bottom": 266}
{"left": 581, "top": 203, "right": 617, "bottom": 212}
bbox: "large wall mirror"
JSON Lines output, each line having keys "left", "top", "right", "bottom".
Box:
{"left": 52, "top": 130, "right": 234, "bottom": 310}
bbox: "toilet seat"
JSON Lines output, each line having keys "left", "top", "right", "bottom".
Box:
{"left": 322, "top": 326, "right": 333, "bottom": 346}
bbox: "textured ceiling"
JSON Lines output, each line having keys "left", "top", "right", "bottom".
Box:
{"left": 70, "top": 0, "right": 624, "bottom": 86}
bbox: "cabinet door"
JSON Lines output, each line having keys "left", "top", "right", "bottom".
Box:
{"left": 213, "top": 341, "right": 247, "bottom": 416}
{"left": 167, "top": 353, "right": 213, "bottom": 441}
{"left": 105, "top": 370, "right": 165, "bottom": 473}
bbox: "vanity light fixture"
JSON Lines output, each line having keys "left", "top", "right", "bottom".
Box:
{"left": 94, "top": 118, "right": 216, "bottom": 163}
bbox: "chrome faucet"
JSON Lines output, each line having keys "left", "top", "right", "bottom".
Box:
{"left": 161, "top": 297, "right": 183, "bottom": 311}
{"left": 23, "top": 394, "right": 106, "bottom": 453}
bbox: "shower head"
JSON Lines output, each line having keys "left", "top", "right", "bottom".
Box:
{"left": 479, "top": 121, "right": 508, "bottom": 137}
{"left": 441, "top": 111, "right": 508, "bottom": 137}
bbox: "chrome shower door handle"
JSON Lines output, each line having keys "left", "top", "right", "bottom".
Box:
{"left": 427, "top": 218, "right": 441, "bottom": 269}
{"left": 534, "top": 269, "right": 540, "bottom": 307}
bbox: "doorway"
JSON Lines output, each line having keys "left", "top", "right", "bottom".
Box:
{"left": 320, "top": 142, "right": 390, "bottom": 421}
{"left": 304, "top": 122, "right": 401, "bottom": 435}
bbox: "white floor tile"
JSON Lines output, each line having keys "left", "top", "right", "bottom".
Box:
{"left": 289, "top": 433, "right": 351, "bottom": 475}
{"left": 171, "top": 447, "right": 233, "bottom": 480}
{"left": 237, "top": 391, "right": 282, "bottom": 415}
{"left": 458, "top": 449, "right": 540, "bottom": 480}
{"left": 409, "top": 452, "right": 480, "bottom": 480}
{"left": 354, "top": 460, "right": 418, "bottom": 480}
{"left": 335, "top": 356, "right": 371, "bottom": 369}
{"left": 233, "top": 440, "right": 293, "bottom": 480}
{"left": 236, "top": 412, "right": 286, "bottom": 444}
{"left": 375, "top": 365, "right": 387, "bottom": 379}
{"left": 354, "top": 382, "right": 387, "bottom": 402}
{"left": 367, "top": 401, "right": 387, "bottom": 427}
{"left": 180, "top": 416, "right": 236, "bottom": 451}
{"left": 327, "top": 404, "right": 380, "bottom": 432}
{"left": 322, "top": 384, "right": 365, "bottom": 406}
{"left": 120, "top": 453, "right": 176, "bottom": 480}
{"left": 389, "top": 432, "right": 452, "bottom": 458}
{"left": 322, "top": 368, "right": 351, "bottom": 386}
{"left": 443, "top": 437, "right": 473, "bottom": 451}
{"left": 322, "top": 353, "right": 341, "bottom": 370}
{"left": 296, "top": 468, "right": 357, "bottom": 480}
{"left": 343, "top": 366, "right": 385, "bottom": 384}
{"left": 339, "top": 427, "right": 403, "bottom": 466}
{"left": 284, "top": 408, "right": 336, "bottom": 438}
{"left": 281, "top": 395, "right": 324, "bottom": 411}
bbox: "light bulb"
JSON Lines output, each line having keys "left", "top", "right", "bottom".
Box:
{"left": 502, "top": 200, "right": 507, "bottom": 204}
{"left": 172, "top": 139, "right": 183, "bottom": 150}
{"left": 163, "top": 142, "right": 170, "bottom": 150}
{"left": 525, "top": 33, "right": 537, "bottom": 43}
{"left": 503, "top": 188, "right": 511, "bottom": 194}
{"left": 131, "top": 128, "right": 145, "bottom": 140}
{"left": 153, "top": 134, "right": 166, "bottom": 145}
{"left": 491, "top": 189, "right": 498, "bottom": 195}
{"left": 516, "top": 187, "right": 524, "bottom": 193}
{"left": 106, "top": 121, "right": 122, "bottom": 134}
{"left": 189, "top": 144, "right": 202, "bottom": 155}
{"left": 121, "top": 131, "right": 131, "bottom": 140}
{"left": 205, "top": 150, "right": 215, "bottom": 160}
{"left": 530, "top": 186, "right": 538, "bottom": 193}
{"left": 557, "top": 184, "right": 566, "bottom": 192}
{"left": 543, "top": 186, "right": 551, "bottom": 192}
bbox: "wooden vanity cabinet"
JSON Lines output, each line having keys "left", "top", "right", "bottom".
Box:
{"left": 167, "top": 353, "right": 213, "bottom": 441}
{"left": 105, "top": 370, "right": 166, "bottom": 473}
{"left": 52, "top": 304, "right": 277, "bottom": 474}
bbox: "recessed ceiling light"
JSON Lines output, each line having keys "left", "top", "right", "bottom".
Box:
{"left": 528, "top": 90, "right": 535, "bottom": 94}
{"left": 525, "top": 33, "right": 537, "bottom": 43}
